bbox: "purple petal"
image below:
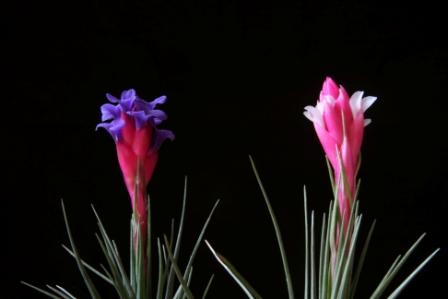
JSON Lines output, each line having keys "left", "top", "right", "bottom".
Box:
{"left": 121, "top": 89, "right": 136, "bottom": 100}
{"left": 98, "top": 90, "right": 173, "bottom": 148}
{"left": 133, "top": 98, "right": 150, "bottom": 112}
{"left": 96, "top": 118, "right": 125, "bottom": 141}
{"left": 100, "top": 103, "right": 121, "bottom": 121}
{"left": 150, "top": 95, "right": 167, "bottom": 106}
{"left": 149, "top": 109, "right": 168, "bottom": 121}
{"left": 106, "top": 93, "right": 119, "bottom": 103}
{"left": 151, "top": 129, "right": 175, "bottom": 152}
{"left": 120, "top": 98, "right": 134, "bottom": 112}
{"left": 129, "top": 110, "right": 150, "bottom": 129}
{"left": 133, "top": 98, "right": 157, "bottom": 113}
{"left": 108, "top": 119, "right": 125, "bottom": 139}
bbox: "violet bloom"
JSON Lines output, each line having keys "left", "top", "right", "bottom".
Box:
{"left": 304, "top": 77, "right": 376, "bottom": 226}
{"left": 97, "top": 89, "right": 174, "bottom": 231}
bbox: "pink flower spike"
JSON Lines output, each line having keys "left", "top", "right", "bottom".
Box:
{"left": 303, "top": 77, "right": 377, "bottom": 227}
{"left": 321, "top": 77, "right": 339, "bottom": 99}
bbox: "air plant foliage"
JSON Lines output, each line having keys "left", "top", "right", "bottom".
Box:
{"left": 23, "top": 90, "right": 217, "bottom": 299}
{"left": 206, "top": 77, "right": 439, "bottom": 299}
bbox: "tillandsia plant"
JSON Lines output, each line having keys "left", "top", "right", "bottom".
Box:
{"left": 23, "top": 89, "right": 218, "bottom": 299}
{"left": 206, "top": 77, "right": 439, "bottom": 299}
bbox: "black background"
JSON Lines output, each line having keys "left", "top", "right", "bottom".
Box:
{"left": 4, "top": 0, "right": 447, "bottom": 298}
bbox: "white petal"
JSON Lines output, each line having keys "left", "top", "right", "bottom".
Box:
{"left": 316, "top": 100, "right": 325, "bottom": 114}
{"left": 349, "top": 91, "right": 364, "bottom": 115}
{"left": 364, "top": 118, "right": 372, "bottom": 126}
{"left": 361, "top": 96, "right": 377, "bottom": 112}
{"left": 303, "top": 113, "right": 314, "bottom": 125}
{"left": 303, "top": 110, "right": 313, "bottom": 121}
{"left": 322, "top": 95, "right": 336, "bottom": 105}
{"left": 304, "top": 105, "right": 323, "bottom": 127}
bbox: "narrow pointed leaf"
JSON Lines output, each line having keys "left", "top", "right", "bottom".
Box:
{"left": 46, "top": 285, "right": 76, "bottom": 299}
{"left": 21, "top": 281, "right": 63, "bottom": 299}
{"left": 304, "top": 187, "right": 309, "bottom": 299}
{"left": 387, "top": 248, "right": 440, "bottom": 299}
{"left": 310, "top": 211, "right": 316, "bottom": 299}
{"left": 165, "top": 176, "right": 188, "bottom": 299}
{"left": 250, "top": 156, "right": 295, "bottom": 299}
{"left": 350, "top": 220, "right": 376, "bottom": 299}
{"left": 163, "top": 235, "right": 195, "bottom": 299}
{"left": 205, "top": 241, "right": 262, "bottom": 299}
{"left": 318, "top": 213, "right": 327, "bottom": 299}
{"left": 336, "top": 216, "right": 362, "bottom": 299}
{"left": 61, "top": 201, "right": 103, "bottom": 299}
{"left": 201, "top": 274, "right": 215, "bottom": 299}
{"left": 184, "top": 200, "right": 220, "bottom": 275}
{"left": 370, "top": 233, "right": 427, "bottom": 299}
{"left": 62, "top": 245, "right": 114, "bottom": 285}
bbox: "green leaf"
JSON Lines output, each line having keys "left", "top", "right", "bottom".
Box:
{"left": 349, "top": 220, "right": 376, "bottom": 299}
{"left": 62, "top": 244, "right": 114, "bottom": 285}
{"left": 130, "top": 219, "right": 136, "bottom": 290}
{"left": 21, "top": 281, "right": 64, "bottom": 299}
{"left": 304, "top": 187, "right": 309, "bottom": 299}
{"left": 200, "top": 274, "right": 215, "bottom": 299}
{"left": 321, "top": 201, "right": 333, "bottom": 299}
{"left": 92, "top": 205, "right": 133, "bottom": 298}
{"left": 165, "top": 176, "right": 189, "bottom": 299}
{"left": 184, "top": 200, "right": 220, "bottom": 276}
{"left": 310, "top": 211, "right": 316, "bottom": 299}
{"left": 163, "top": 235, "right": 195, "bottom": 299}
{"left": 61, "top": 200, "right": 103, "bottom": 299}
{"left": 336, "top": 216, "right": 362, "bottom": 299}
{"left": 173, "top": 266, "right": 193, "bottom": 299}
{"left": 94, "top": 233, "right": 129, "bottom": 299}
{"left": 46, "top": 285, "right": 77, "bottom": 299}
{"left": 205, "top": 241, "right": 262, "bottom": 299}
{"left": 387, "top": 248, "right": 440, "bottom": 299}
{"left": 147, "top": 194, "right": 153, "bottom": 298}
{"left": 328, "top": 193, "right": 340, "bottom": 265}
{"left": 328, "top": 199, "right": 339, "bottom": 287}
{"left": 136, "top": 222, "right": 146, "bottom": 299}
{"left": 318, "top": 213, "right": 326, "bottom": 299}
{"left": 249, "top": 155, "right": 295, "bottom": 299}
{"left": 325, "top": 157, "right": 335, "bottom": 191}
{"left": 370, "top": 233, "right": 427, "bottom": 299}
{"left": 331, "top": 201, "right": 358, "bottom": 299}
{"left": 156, "top": 238, "right": 168, "bottom": 299}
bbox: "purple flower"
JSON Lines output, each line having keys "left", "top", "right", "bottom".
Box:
{"left": 97, "top": 89, "right": 174, "bottom": 152}
{"left": 97, "top": 89, "right": 174, "bottom": 234}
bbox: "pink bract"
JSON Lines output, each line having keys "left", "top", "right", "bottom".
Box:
{"left": 304, "top": 77, "right": 377, "bottom": 226}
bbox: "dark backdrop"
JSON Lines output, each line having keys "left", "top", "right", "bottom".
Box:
{"left": 5, "top": 0, "right": 447, "bottom": 298}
